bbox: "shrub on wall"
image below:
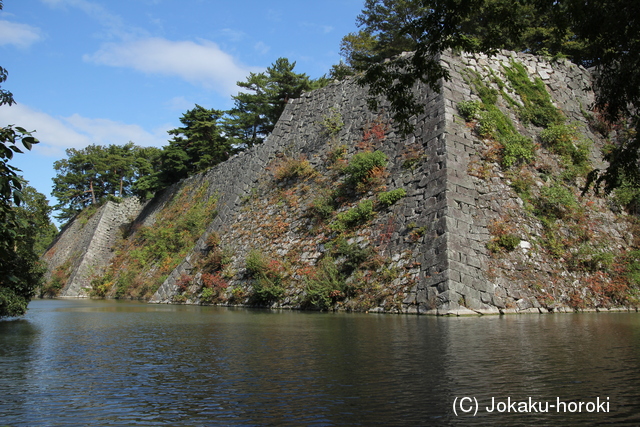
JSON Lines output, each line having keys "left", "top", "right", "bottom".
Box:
{"left": 245, "top": 249, "right": 286, "bottom": 305}
{"left": 343, "top": 150, "right": 388, "bottom": 188}
{"left": 102, "top": 184, "right": 218, "bottom": 299}
{"left": 540, "top": 123, "right": 591, "bottom": 175}
{"left": 309, "top": 193, "right": 337, "bottom": 221}
{"left": 40, "top": 259, "right": 73, "bottom": 297}
{"left": 302, "top": 256, "right": 346, "bottom": 310}
{"left": 378, "top": 188, "right": 406, "bottom": 206}
{"left": 536, "top": 183, "right": 578, "bottom": 220}
{"left": 319, "top": 107, "right": 344, "bottom": 136}
{"left": 457, "top": 100, "right": 482, "bottom": 121}
{"left": 487, "top": 233, "right": 521, "bottom": 253}
{"left": 200, "top": 272, "right": 228, "bottom": 303}
{"left": 273, "top": 157, "right": 316, "bottom": 182}
{"left": 332, "top": 200, "right": 374, "bottom": 231}
{"left": 501, "top": 134, "right": 536, "bottom": 168}
{"left": 502, "top": 60, "right": 564, "bottom": 128}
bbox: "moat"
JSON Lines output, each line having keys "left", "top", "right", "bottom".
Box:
{"left": 1, "top": 299, "right": 639, "bottom": 425}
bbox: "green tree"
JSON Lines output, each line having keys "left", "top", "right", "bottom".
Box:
{"left": 571, "top": 1, "right": 640, "bottom": 196}
{"left": 52, "top": 142, "right": 162, "bottom": 221}
{"left": 0, "top": 0, "right": 44, "bottom": 317}
{"left": 155, "top": 105, "right": 232, "bottom": 186}
{"left": 351, "top": 0, "right": 569, "bottom": 133}
{"left": 15, "top": 181, "right": 58, "bottom": 255}
{"left": 130, "top": 146, "right": 163, "bottom": 200}
{"left": 224, "top": 72, "right": 271, "bottom": 147}
{"left": 0, "top": 127, "right": 43, "bottom": 318}
{"left": 348, "top": 0, "right": 428, "bottom": 64}
{"left": 225, "top": 58, "right": 325, "bottom": 147}
{"left": 265, "top": 58, "right": 314, "bottom": 126}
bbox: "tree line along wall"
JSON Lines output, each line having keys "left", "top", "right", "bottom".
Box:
{"left": 42, "top": 50, "right": 637, "bottom": 314}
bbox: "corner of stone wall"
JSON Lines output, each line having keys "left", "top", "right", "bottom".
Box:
{"left": 434, "top": 51, "right": 500, "bottom": 315}
{"left": 433, "top": 49, "right": 604, "bottom": 315}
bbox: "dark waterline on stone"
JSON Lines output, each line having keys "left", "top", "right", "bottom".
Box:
{"left": 1, "top": 299, "right": 639, "bottom": 426}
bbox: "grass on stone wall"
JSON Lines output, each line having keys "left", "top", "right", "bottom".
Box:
{"left": 461, "top": 68, "right": 536, "bottom": 169}
{"left": 460, "top": 60, "right": 586, "bottom": 173}
{"left": 378, "top": 188, "right": 406, "bottom": 207}
{"left": 319, "top": 107, "right": 344, "bottom": 137}
{"left": 222, "top": 119, "right": 413, "bottom": 311}
{"left": 331, "top": 200, "right": 375, "bottom": 232}
{"left": 41, "top": 257, "right": 73, "bottom": 297}
{"left": 273, "top": 156, "right": 317, "bottom": 183}
{"left": 343, "top": 150, "right": 388, "bottom": 192}
{"left": 302, "top": 256, "right": 347, "bottom": 310}
{"left": 97, "top": 183, "right": 218, "bottom": 300}
{"left": 181, "top": 231, "right": 234, "bottom": 304}
{"left": 245, "top": 249, "right": 286, "bottom": 305}
{"left": 299, "top": 236, "right": 407, "bottom": 311}
{"left": 464, "top": 60, "right": 639, "bottom": 307}
{"left": 77, "top": 203, "right": 99, "bottom": 228}
{"left": 539, "top": 123, "right": 592, "bottom": 179}
{"left": 215, "top": 119, "right": 416, "bottom": 312}
{"left": 501, "top": 60, "right": 564, "bottom": 128}
{"left": 568, "top": 249, "right": 640, "bottom": 309}
{"left": 486, "top": 218, "right": 521, "bottom": 253}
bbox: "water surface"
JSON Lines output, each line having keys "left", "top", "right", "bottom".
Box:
{"left": 1, "top": 299, "right": 639, "bottom": 425}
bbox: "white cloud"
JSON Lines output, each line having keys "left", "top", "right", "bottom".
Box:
{"left": 0, "top": 20, "right": 44, "bottom": 48}
{"left": 40, "top": 1, "right": 259, "bottom": 94}
{"left": 0, "top": 103, "right": 168, "bottom": 157}
{"left": 254, "top": 41, "right": 270, "bottom": 55}
{"left": 84, "top": 37, "right": 261, "bottom": 96}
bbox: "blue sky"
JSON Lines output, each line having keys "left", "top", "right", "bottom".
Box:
{"left": 0, "top": 0, "right": 363, "bottom": 218}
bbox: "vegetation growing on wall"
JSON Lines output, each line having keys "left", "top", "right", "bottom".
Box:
{"left": 90, "top": 183, "right": 218, "bottom": 300}
{"left": 174, "top": 118, "right": 418, "bottom": 312}
{"left": 457, "top": 58, "right": 639, "bottom": 310}
{"left": 273, "top": 156, "right": 317, "bottom": 183}
{"left": 245, "top": 249, "right": 286, "bottom": 305}
{"left": 41, "top": 258, "right": 73, "bottom": 297}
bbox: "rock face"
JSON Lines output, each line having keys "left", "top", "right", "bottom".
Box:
{"left": 42, "top": 50, "right": 638, "bottom": 314}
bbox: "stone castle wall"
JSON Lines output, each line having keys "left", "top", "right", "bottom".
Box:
{"left": 437, "top": 51, "right": 602, "bottom": 313}
{"left": 150, "top": 70, "right": 451, "bottom": 306}
{"left": 43, "top": 50, "right": 634, "bottom": 313}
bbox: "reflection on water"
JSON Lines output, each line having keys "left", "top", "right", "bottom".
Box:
{"left": 1, "top": 299, "right": 639, "bottom": 426}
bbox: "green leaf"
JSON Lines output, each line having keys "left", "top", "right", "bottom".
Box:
{"left": 22, "top": 136, "right": 38, "bottom": 150}
{"left": 13, "top": 190, "right": 23, "bottom": 206}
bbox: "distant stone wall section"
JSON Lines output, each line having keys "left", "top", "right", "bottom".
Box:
{"left": 42, "top": 198, "right": 143, "bottom": 297}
